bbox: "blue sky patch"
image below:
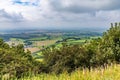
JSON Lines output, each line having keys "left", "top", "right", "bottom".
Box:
{"left": 12, "top": 0, "right": 38, "bottom": 6}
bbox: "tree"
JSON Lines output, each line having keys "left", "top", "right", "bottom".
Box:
{"left": 0, "top": 39, "right": 40, "bottom": 79}
{"left": 42, "top": 43, "right": 93, "bottom": 73}
{"left": 101, "top": 23, "right": 120, "bottom": 62}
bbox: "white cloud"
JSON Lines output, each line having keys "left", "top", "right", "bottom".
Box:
{"left": 0, "top": 0, "right": 120, "bottom": 30}
{"left": 51, "top": 0, "right": 120, "bottom": 13}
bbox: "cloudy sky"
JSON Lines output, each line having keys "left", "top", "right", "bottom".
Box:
{"left": 0, "top": 0, "right": 120, "bottom": 30}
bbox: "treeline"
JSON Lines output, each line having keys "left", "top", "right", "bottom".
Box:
{"left": 41, "top": 23, "right": 120, "bottom": 74}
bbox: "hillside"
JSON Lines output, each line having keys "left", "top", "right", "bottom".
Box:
{"left": 0, "top": 23, "right": 120, "bottom": 80}
{"left": 21, "top": 64, "right": 120, "bottom": 80}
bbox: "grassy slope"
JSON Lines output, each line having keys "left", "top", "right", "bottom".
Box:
{"left": 21, "top": 64, "right": 120, "bottom": 80}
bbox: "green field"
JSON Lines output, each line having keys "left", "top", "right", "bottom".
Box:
{"left": 7, "top": 36, "right": 101, "bottom": 61}
{"left": 28, "top": 37, "right": 48, "bottom": 41}
{"left": 33, "top": 36, "right": 100, "bottom": 60}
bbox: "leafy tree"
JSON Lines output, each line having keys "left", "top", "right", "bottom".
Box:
{"left": 42, "top": 43, "right": 93, "bottom": 73}
{"left": 0, "top": 39, "right": 40, "bottom": 79}
{"left": 101, "top": 23, "right": 120, "bottom": 62}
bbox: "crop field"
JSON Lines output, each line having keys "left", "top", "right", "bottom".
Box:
{"left": 32, "top": 36, "right": 101, "bottom": 60}
{"left": 67, "top": 39, "right": 86, "bottom": 44}
{"left": 33, "top": 40, "right": 58, "bottom": 48}
{"left": 3, "top": 29, "right": 102, "bottom": 54}
{"left": 5, "top": 35, "right": 100, "bottom": 55}
{"left": 25, "top": 47, "right": 40, "bottom": 53}
{"left": 4, "top": 30, "right": 102, "bottom": 61}
{"left": 28, "top": 37, "right": 48, "bottom": 41}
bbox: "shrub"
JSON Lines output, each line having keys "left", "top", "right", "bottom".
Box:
{"left": 0, "top": 39, "right": 40, "bottom": 78}
{"left": 41, "top": 23, "right": 120, "bottom": 74}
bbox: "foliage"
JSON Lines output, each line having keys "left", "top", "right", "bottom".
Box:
{"left": 42, "top": 43, "right": 90, "bottom": 73}
{"left": 0, "top": 39, "right": 40, "bottom": 79}
{"left": 41, "top": 23, "right": 120, "bottom": 74}
{"left": 101, "top": 23, "right": 120, "bottom": 62}
{"left": 1, "top": 23, "right": 120, "bottom": 79}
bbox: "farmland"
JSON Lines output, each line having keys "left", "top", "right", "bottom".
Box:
{"left": 0, "top": 30, "right": 102, "bottom": 63}
{"left": 1, "top": 29, "right": 102, "bottom": 53}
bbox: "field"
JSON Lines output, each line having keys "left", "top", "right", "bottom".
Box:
{"left": 2, "top": 31, "right": 102, "bottom": 61}
{"left": 2, "top": 30, "right": 102, "bottom": 62}
{"left": 3, "top": 30, "right": 101, "bottom": 54}
{"left": 33, "top": 40, "right": 58, "bottom": 48}
{"left": 5, "top": 34, "right": 101, "bottom": 61}
{"left": 14, "top": 64, "right": 120, "bottom": 80}
{"left": 33, "top": 36, "right": 101, "bottom": 61}
{"left": 25, "top": 47, "right": 40, "bottom": 53}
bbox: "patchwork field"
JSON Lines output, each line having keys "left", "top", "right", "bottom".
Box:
{"left": 5, "top": 35, "right": 100, "bottom": 55}
{"left": 25, "top": 47, "right": 40, "bottom": 53}
{"left": 33, "top": 40, "right": 58, "bottom": 48}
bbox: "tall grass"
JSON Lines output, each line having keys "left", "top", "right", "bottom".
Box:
{"left": 18, "top": 64, "right": 120, "bottom": 80}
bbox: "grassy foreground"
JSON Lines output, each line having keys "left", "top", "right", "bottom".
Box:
{"left": 19, "top": 64, "right": 120, "bottom": 80}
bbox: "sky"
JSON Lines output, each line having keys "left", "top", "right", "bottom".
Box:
{"left": 0, "top": 0, "right": 120, "bottom": 30}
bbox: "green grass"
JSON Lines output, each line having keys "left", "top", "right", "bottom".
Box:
{"left": 28, "top": 37, "right": 48, "bottom": 41}
{"left": 90, "top": 36, "right": 101, "bottom": 39}
{"left": 33, "top": 39, "right": 88, "bottom": 59}
{"left": 67, "top": 39, "right": 86, "bottom": 43}
{"left": 19, "top": 64, "right": 120, "bottom": 80}
{"left": 10, "top": 38, "right": 25, "bottom": 41}
{"left": 7, "top": 38, "right": 25, "bottom": 45}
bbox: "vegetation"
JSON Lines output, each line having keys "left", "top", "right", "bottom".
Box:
{"left": 20, "top": 64, "right": 120, "bottom": 80}
{"left": 0, "top": 39, "right": 40, "bottom": 79}
{"left": 4, "top": 30, "right": 101, "bottom": 53}
{"left": 40, "top": 23, "right": 120, "bottom": 74}
{"left": 0, "top": 23, "right": 120, "bottom": 80}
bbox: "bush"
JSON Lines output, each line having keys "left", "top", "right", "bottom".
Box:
{"left": 0, "top": 39, "right": 40, "bottom": 78}
{"left": 41, "top": 23, "right": 120, "bottom": 74}
{"left": 42, "top": 43, "right": 93, "bottom": 74}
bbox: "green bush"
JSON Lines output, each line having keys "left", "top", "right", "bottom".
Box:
{"left": 41, "top": 23, "right": 120, "bottom": 74}
{"left": 0, "top": 39, "right": 40, "bottom": 79}
{"left": 42, "top": 43, "right": 92, "bottom": 73}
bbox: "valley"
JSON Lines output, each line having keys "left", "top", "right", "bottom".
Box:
{"left": 1, "top": 30, "right": 102, "bottom": 59}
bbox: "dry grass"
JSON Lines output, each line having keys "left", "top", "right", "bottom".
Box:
{"left": 20, "top": 64, "right": 120, "bottom": 80}
{"left": 25, "top": 47, "right": 40, "bottom": 53}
